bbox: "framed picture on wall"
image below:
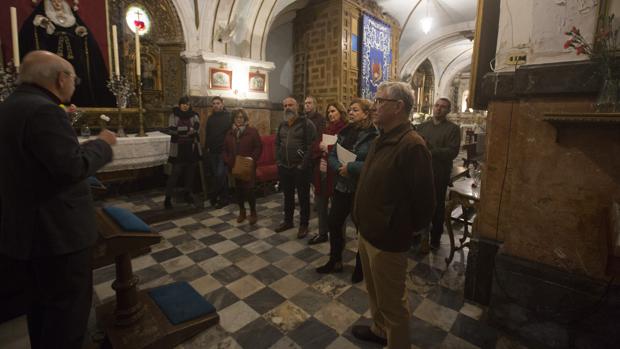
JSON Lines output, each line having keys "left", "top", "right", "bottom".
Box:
{"left": 248, "top": 71, "right": 266, "bottom": 92}
{"left": 209, "top": 68, "right": 232, "bottom": 90}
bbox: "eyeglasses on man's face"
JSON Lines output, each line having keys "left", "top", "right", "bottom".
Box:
{"left": 373, "top": 97, "right": 399, "bottom": 105}
{"left": 62, "top": 71, "right": 81, "bottom": 85}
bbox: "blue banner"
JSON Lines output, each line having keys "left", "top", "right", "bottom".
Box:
{"left": 361, "top": 14, "right": 392, "bottom": 99}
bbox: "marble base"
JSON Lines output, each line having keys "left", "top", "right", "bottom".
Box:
{"left": 488, "top": 253, "right": 620, "bottom": 349}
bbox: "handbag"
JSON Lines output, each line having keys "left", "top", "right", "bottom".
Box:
{"left": 232, "top": 155, "right": 254, "bottom": 182}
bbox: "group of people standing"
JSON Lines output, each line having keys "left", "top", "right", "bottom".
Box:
{"left": 270, "top": 85, "right": 461, "bottom": 349}
{"left": 0, "top": 49, "right": 460, "bottom": 349}
{"left": 163, "top": 97, "right": 263, "bottom": 225}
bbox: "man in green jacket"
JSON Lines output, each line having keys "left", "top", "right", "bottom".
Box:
{"left": 352, "top": 82, "right": 435, "bottom": 348}
{"left": 416, "top": 98, "right": 461, "bottom": 250}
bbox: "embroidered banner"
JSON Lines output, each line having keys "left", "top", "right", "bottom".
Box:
{"left": 360, "top": 14, "right": 391, "bottom": 100}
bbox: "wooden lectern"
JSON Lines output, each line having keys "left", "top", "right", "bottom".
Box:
{"left": 94, "top": 209, "right": 218, "bottom": 348}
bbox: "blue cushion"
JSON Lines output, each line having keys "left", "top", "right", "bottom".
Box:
{"left": 148, "top": 282, "right": 216, "bottom": 325}
{"left": 103, "top": 206, "right": 151, "bottom": 232}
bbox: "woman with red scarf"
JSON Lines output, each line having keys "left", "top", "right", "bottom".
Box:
{"left": 307, "top": 103, "right": 348, "bottom": 245}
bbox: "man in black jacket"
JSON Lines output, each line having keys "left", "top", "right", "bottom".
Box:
{"left": 275, "top": 96, "right": 317, "bottom": 238}
{"left": 205, "top": 96, "right": 232, "bottom": 208}
{"left": 416, "top": 98, "right": 461, "bottom": 250}
{"left": 0, "top": 51, "right": 116, "bottom": 348}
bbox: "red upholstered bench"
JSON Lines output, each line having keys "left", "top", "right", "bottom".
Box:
{"left": 255, "top": 135, "right": 278, "bottom": 193}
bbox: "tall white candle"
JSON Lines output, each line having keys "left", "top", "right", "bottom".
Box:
{"left": 135, "top": 30, "right": 141, "bottom": 76}
{"left": 10, "top": 7, "right": 20, "bottom": 68}
{"left": 112, "top": 25, "right": 120, "bottom": 76}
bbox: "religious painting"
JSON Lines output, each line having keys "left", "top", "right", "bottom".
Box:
{"left": 360, "top": 13, "right": 392, "bottom": 100}
{"left": 248, "top": 71, "right": 266, "bottom": 92}
{"left": 209, "top": 67, "right": 232, "bottom": 90}
{"left": 1, "top": 0, "right": 115, "bottom": 107}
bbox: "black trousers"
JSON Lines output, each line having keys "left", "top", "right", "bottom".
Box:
{"left": 278, "top": 166, "right": 311, "bottom": 226}
{"left": 236, "top": 182, "right": 257, "bottom": 211}
{"left": 165, "top": 162, "right": 197, "bottom": 198}
{"left": 1, "top": 247, "right": 93, "bottom": 349}
{"left": 430, "top": 174, "right": 450, "bottom": 245}
{"left": 328, "top": 190, "right": 354, "bottom": 261}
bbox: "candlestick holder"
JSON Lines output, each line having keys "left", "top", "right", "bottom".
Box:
{"left": 106, "top": 75, "right": 134, "bottom": 137}
{"left": 0, "top": 60, "right": 18, "bottom": 102}
{"left": 136, "top": 75, "right": 146, "bottom": 137}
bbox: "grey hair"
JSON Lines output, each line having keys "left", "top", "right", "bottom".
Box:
{"left": 377, "top": 81, "right": 414, "bottom": 115}
{"left": 18, "top": 57, "right": 65, "bottom": 85}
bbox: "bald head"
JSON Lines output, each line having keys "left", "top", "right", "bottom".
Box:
{"left": 18, "top": 50, "right": 76, "bottom": 103}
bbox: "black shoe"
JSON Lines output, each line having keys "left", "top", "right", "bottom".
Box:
{"left": 297, "top": 226, "right": 309, "bottom": 239}
{"left": 275, "top": 222, "right": 294, "bottom": 233}
{"left": 352, "top": 253, "right": 363, "bottom": 283}
{"left": 351, "top": 325, "right": 387, "bottom": 346}
{"left": 164, "top": 197, "right": 172, "bottom": 210}
{"left": 316, "top": 259, "right": 343, "bottom": 274}
{"left": 308, "top": 234, "right": 328, "bottom": 245}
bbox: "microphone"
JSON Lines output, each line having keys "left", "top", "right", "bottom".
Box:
{"left": 99, "top": 114, "right": 110, "bottom": 131}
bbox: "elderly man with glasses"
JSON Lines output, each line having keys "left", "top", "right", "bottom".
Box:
{"left": 352, "top": 81, "right": 435, "bottom": 348}
{"left": 0, "top": 51, "right": 116, "bottom": 348}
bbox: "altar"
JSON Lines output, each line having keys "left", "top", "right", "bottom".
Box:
{"left": 80, "top": 131, "right": 171, "bottom": 173}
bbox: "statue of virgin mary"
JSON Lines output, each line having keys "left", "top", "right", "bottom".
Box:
{"left": 19, "top": 0, "right": 115, "bottom": 107}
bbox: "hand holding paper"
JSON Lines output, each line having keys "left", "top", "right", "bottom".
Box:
{"left": 336, "top": 144, "right": 356, "bottom": 165}
{"left": 321, "top": 134, "right": 337, "bottom": 152}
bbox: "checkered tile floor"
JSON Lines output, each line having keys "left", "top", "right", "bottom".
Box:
{"left": 0, "top": 189, "right": 528, "bottom": 349}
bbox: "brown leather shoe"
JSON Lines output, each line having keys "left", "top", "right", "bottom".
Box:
{"left": 248, "top": 210, "right": 257, "bottom": 225}
{"left": 237, "top": 208, "right": 246, "bottom": 223}
{"left": 275, "top": 222, "right": 294, "bottom": 233}
{"left": 297, "top": 226, "right": 309, "bottom": 239}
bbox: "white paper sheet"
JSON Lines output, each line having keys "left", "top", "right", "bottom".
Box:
{"left": 321, "top": 134, "right": 337, "bottom": 146}
{"left": 336, "top": 144, "right": 356, "bottom": 165}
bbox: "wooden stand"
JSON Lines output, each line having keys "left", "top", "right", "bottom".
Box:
{"left": 94, "top": 209, "right": 219, "bottom": 348}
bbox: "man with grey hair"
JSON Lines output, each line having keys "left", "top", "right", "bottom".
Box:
{"left": 352, "top": 81, "right": 435, "bottom": 348}
{"left": 0, "top": 50, "right": 116, "bottom": 348}
{"left": 416, "top": 97, "right": 461, "bottom": 250}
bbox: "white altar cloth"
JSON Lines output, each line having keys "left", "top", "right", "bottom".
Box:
{"left": 80, "top": 131, "right": 170, "bottom": 172}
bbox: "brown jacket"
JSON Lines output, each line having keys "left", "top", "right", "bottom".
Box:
{"left": 352, "top": 122, "right": 436, "bottom": 252}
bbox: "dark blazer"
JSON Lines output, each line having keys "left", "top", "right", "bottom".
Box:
{"left": 0, "top": 84, "right": 113, "bottom": 260}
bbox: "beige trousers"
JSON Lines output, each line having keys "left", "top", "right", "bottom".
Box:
{"left": 358, "top": 235, "right": 411, "bottom": 349}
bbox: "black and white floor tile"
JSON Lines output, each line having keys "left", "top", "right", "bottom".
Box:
{"left": 0, "top": 189, "right": 529, "bottom": 349}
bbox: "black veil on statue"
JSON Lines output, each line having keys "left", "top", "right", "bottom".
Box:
{"left": 19, "top": 0, "right": 115, "bottom": 107}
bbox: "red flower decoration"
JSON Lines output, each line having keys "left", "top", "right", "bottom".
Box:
{"left": 134, "top": 20, "right": 145, "bottom": 31}
{"left": 563, "top": 39, "right": 573, "bottom": 49}
{"left": 576, "top": 46, "right": 586, "bottom": 55}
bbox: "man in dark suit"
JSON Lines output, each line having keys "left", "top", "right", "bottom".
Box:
{"left": 0, "top": 50, "right": 116, "bottom": 348}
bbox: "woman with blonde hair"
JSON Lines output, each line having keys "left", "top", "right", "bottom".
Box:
{"left": 316, "top": 98, "right": 378, "bottom": 283}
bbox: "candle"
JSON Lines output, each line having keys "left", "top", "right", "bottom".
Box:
{"left": 112, "top": 25, "right": 120, "bottom": 76}
{"left": 135, "top": 30, "right": 141, "bottom": 76}
{"left": 10, "top": 7, "right": 19, "bottom": 68}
